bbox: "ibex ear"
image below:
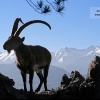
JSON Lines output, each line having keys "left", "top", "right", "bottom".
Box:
{"left": 21, "top": 37, "right": 25, "bottom": 42}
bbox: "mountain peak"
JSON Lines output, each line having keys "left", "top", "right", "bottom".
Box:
{"left": 87, "top": 45, "right": 100, "bottom": 50}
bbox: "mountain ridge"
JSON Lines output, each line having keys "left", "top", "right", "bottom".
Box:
{"left": 1, "top": 45, "right": 100, "bottom": 74}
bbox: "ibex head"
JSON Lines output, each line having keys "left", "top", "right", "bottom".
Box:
{"left": 3, "top": 18, "right": 51, "bottom": 53}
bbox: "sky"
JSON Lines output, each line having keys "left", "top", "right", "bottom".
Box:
{"left": 0, "top": 0, "right": 100, "bottom": 52}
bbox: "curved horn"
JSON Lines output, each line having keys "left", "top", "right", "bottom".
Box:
{"left": 14, "top": 20, "right": 51, "bottom": 37}
{"left": 10, "top": 18, "right": 24, "bottom": 36}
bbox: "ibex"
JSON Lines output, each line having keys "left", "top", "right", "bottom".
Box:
{"left": 3, "top": 18, "right": 51, "bottom": 92}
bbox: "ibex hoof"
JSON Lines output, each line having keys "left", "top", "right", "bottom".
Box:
{"left": 35, "top": 89, "right": 40, "bottom": 92}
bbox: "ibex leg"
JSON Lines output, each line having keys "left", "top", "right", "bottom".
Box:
{"left": 20, "top": 70, "right": 27, "bottom": 92}
{"left": 29, "top": 70, "right": 34, "bottom": 92}
{"left": 43, "top": 65, "right": 50, "bottom": 91}
{"left": 35, "top": 71, "right": 43, "bottom": 92}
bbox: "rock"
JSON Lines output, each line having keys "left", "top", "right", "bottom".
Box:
{"left": 79, "top": 78, "right": 96, "bottom": 99}
{"left": 86, "top": 55, "right": 100, "bottom": 80}
{"left": 0, "top": 73, "right": 27, "bottom": 99}
{"left": 57, "top": 70, "right": 85, "bottom": 99}
{"left": 60, "top": 74, "right": 70, "bottom": 89}
{"left": 36, "top": 90, "right": 56, "bottom": 95}
{"left": 66, "top": 70, "right": 85, "bottom": 92}
{"left": 57, "top": 55, "right": 100, "bottom": 99}
{"left": 86, "top": 55, "right": 100, "bottom": 99}
{"left": 0, "top": 73, "right": 14, "bottom": 86}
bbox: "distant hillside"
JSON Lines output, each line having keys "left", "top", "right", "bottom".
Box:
{"left": 0, "top": 63, "right": 70, "bottom": 91}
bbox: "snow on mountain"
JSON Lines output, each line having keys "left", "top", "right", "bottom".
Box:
{"left": 1, "top": 45, "right": 100, "bottom": 74}
{"left": 0, "top": 50, "right": 15, "bottom": 64}
{"left": 51, "top": 45, "right": 100, "bottom": 74}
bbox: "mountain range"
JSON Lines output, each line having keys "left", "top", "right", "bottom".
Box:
{"left": 51, "top": 45, "right": 100, "bottom": 74}
{"left": 1, "top": 45, "right": 100, "bottom": 74}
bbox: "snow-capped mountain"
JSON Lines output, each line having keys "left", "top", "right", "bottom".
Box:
{"left": 51, "top": 45, "right": 100, "bottom": 74}
{"left": 0, "top": 50, "right": 15, "bottom": 64}
{"left": 1, "top": 45, "right": 100, "bottom": 74}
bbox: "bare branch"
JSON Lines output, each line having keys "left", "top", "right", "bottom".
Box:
{"left": 29, "top": 0, "right": 37, "bottom": 7}
{"left": 46, "top": 0, "right": 56, "bottom": 11}
{"left": 26, "top": 0, "right": 42, "bottom": 14}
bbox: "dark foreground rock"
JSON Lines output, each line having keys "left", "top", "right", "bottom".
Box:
{"left": 0, "top": 73, "right": 57, "bottom": 99}
{"left": 57, "top": 55, "right": 100, "bottom": 99}
{"left": 0, "top": 55, "right": 100, "bottom": 99}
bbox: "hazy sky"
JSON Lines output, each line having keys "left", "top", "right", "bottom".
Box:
{"left": 0, "top": 0, "right": 100, "bottom": 52}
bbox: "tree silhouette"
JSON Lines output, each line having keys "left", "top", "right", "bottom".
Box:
{"left": 26, "top": 0, "right": 68, "bottom": 15}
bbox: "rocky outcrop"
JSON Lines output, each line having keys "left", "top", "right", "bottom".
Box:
{"left": 0, "top": 55, "right": 100, "bottom": 99}
{"left": 57, "top": 55, "right": 100, "bottom": 99}
{"left": 0, "top": 73, "right": 27, "bottom": 99}
{"left": 86, "top": 55, "right": 100, "bottom": 99}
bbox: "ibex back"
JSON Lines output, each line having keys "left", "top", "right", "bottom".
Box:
{"left": 3, "top": 18, "right": 51, "bottom": 92}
